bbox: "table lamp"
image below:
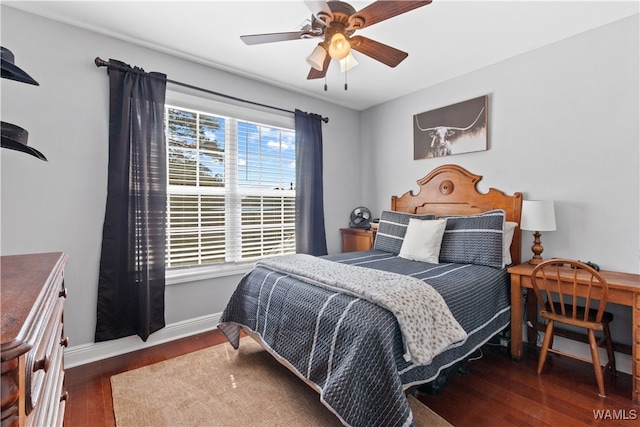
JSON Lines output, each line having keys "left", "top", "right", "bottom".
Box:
{"left": 521, "top": 200, "right": 556, "bottom": 265}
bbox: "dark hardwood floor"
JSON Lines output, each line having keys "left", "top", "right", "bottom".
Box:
{"left": 417, "top": 344, "right": 636, "bottom": 426}
{"left": 64, "top": 330, "right": 636, "bottom": 426}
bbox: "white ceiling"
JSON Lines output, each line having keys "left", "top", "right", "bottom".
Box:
{"left": 5, "top": 1, "right": 638, "bottom": 111}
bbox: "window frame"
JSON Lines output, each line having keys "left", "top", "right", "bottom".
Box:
{"left": 164, "top": 90, "right": 296, "bottom": 285}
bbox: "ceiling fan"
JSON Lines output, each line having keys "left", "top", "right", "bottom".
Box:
{"left": 240, "top": 1, "right": 432, "bottom": 80}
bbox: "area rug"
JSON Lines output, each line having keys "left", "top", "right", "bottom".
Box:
{"left": 111, "top": 336, "right": 452, "bottom": 427}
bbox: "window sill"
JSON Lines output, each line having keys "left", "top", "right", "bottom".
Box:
{"left": 166, "top": 262, "right": 255, "bottom": 286}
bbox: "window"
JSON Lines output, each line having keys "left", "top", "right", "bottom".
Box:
{"left": 165, "top": 104, "right": 296, "bottom": 271}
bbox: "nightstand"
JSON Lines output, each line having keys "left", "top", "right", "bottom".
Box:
{"left": 340, "top": 228, "right": 377, "bottom": 252}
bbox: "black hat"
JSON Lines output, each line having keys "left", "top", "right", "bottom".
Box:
{"left": 1, "top": 121, "right": 47, "bottom": 161}
{"left": 1, "top": 47, "right": 39, "bottom": 85}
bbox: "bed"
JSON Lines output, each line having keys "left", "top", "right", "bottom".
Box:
{"left": 218, "top": 164, "right": 523, "bottom": 427}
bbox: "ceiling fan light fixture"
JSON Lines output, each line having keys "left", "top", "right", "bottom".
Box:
{"left": 340, "top": 52, "right": 358, "bottom": 73}
{"left": 328, "top": 32, "right": 351, "bottom": 60}
{"left": 306, "top": 44, "right": 327, "bottom": 71}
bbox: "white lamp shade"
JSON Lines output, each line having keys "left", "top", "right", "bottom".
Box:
{"left": 306, "top": 45, "right": 327, "bottom": 71}
{"left": 521, "top": 200, "right": 556, "bottom": 232}
{"left": 340, "top": 52, "right": 358, "bottom": 73}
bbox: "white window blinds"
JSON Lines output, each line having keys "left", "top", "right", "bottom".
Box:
{"left": 165, "top": 105, "right": 295, "bottom": 269}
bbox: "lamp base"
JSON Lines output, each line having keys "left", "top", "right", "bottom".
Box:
{"left": 528, "top": 231, "right": 545, "bottom": 265}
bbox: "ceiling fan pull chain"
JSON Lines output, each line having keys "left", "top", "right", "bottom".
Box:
{"left": 344, "top": 68, "right": 348, "bottom": 91}
{"left": 324, "top": 75, "right": 328, "bottom": 92}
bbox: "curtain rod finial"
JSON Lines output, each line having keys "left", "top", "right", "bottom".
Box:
{"left": 95, "top": 57, "right": 108, "bottom": 68}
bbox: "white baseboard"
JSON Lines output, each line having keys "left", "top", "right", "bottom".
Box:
{"left": 64, "top": 312, "right": 221, "bottom": 368}
{"left": 522, "top": 324, "right": 632, "bottom": 375}
{"left": 539, "top": 334, "right": 632, "bottom": 375}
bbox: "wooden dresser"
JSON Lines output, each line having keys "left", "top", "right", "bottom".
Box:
{"left": 1, "top": 252, "right": 69, "bottom": 427}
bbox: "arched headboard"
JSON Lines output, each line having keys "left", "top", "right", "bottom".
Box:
{"left": 391, "top": 164, "right": 523, "bottom": 265}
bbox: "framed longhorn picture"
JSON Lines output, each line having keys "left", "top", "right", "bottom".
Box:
{"left": 413, "top": 95, "right": 488, "bottom": 159}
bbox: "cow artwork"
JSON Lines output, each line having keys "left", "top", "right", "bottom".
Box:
{"left": 413, "top": 96, "right": 488, "bottom": 159}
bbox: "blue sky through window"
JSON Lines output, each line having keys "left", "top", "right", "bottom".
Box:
{"left": 237, "top": 121, "right": 295, "bottom": 190}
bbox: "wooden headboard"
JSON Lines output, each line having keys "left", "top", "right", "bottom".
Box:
{"left": 391, "top": 164, "right": 523, "bottom": 265}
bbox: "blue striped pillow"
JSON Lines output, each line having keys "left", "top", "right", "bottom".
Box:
{"left": 374, "top": 211, "right": 436, "bottom": 254}
{"left": 439, "top": 209, "right": 505, "bottom": 268}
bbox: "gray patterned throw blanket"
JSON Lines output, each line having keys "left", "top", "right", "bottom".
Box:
{"left": 258, "top": 254, "right": 467, "bottom": 365}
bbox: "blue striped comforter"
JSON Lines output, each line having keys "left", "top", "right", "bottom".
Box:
{"left": 218, "top": 250, "right": 510, "bottom": 427}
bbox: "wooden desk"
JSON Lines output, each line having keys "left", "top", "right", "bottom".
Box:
{"left": 508, "top": 262, "right": 640, "bottom": 404}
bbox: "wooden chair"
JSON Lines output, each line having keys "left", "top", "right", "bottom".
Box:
{"left": 530, "top": 259, "right": 616, "bottom": 397}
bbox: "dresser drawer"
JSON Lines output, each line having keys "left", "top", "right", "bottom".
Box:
{"left": 24, "top": 300, "right": 64, "bottom": 423}
{"left": 25, "top": 272, "right": 67, "bottom": 427}
{"left": 30, "top": 350, "right": 65, "bottom": 427}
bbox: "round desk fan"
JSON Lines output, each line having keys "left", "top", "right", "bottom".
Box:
{"left": 349, "top": 206, "right": 372, "bottom": 229}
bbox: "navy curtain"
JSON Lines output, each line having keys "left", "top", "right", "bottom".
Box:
{"left": 95, "top": 59, "right": 167, "bottom": 342}
{"left": 294, "top": 109, "right": 327, "bottom": 256}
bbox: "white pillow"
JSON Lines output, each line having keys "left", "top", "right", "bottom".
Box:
{"left": 399, "top": 218, "right": 447, "bottom": 263}
{"left": 503, "top": 221, "right": 518, "bottom": 266}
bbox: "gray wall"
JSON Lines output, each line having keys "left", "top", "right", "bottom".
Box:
{"left": 1, "top": 6, "right": 361, "bottom": 348}
{"left": 360, "top": 15, "right": 639, "bottom": 347}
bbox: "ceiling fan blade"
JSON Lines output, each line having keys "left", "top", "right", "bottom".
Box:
{"left": 240, "top": 31, "right": 309, "bottom": 45}
{"left": 304, "top": 0, "right": 333, "bottom": 22}
{"left": 307, "top": 54, "right": 331, "bottom": 80}
{"left": 350, "top": 36, "right": 408, "bottom": 68}
{"left": 350, "top": 0, "right": 432, "bottom": 29}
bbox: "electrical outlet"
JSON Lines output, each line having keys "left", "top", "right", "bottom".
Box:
{"left": 499, "top": 337, "right": 509, "bottom": 347}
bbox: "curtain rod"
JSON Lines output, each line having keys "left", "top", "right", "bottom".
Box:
{"left": 94, "top": 57, "right": 329, "bottom": 123}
